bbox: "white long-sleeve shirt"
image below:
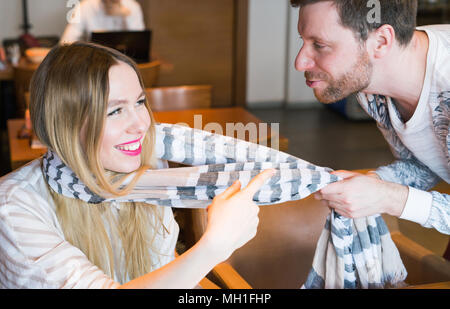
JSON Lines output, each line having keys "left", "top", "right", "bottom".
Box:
{"left": 0, "top": 159, "right": 179, "bottom": 288}
{"left": 61, "top": 0, "right": 145, "bottom": 44}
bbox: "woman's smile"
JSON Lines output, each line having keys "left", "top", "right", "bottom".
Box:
{"left": 114, "top": 137, "right": 143, "bottom": 156}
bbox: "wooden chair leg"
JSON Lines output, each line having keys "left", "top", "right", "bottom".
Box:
{"left": 444, "top": 239, "right": 450, "bottom": 261}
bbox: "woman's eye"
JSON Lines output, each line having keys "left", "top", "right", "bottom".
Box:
{"left": 107, "top": 107, "right": 122, "bottom": 116}
{"left": 136, "top": 99, "right": 145, "bottom": 106}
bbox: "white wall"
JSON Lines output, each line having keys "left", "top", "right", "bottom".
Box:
{"left": 285, "top": 5, "right": 317, "bottom": 107}
{"left": 1, "top": 0, "right": 318, "bottom": 108}
{"left": 246, "top": 0, "right": 318, "bottom": 108}
{"left": 246, "top": 0, "right": 288, "bottom": 107}
{"left": 0, "top": 0, "right": 69, "bottom": 43}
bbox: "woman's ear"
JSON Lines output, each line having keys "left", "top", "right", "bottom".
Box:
{"left": 366, "top": 24, "right": 395, "bottom": 59}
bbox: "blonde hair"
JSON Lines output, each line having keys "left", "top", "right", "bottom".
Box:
{"left": 30, "top": 42, "right": 168, "bottom": 282}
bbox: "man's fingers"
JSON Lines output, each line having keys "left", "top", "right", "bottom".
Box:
{"left": 242, "top": 169, "right": 276, "bottom": 197}
{"left": 319, "top": 181, "right": 347, "bottom": 195}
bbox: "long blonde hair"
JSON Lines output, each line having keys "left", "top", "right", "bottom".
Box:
{"left": 29, "top": 42, "right": 168, "bottom": 282}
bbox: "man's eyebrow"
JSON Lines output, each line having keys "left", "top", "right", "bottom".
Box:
{"left": 300, "top": 34, "right": 331, "bottom": 43}
{"left": 312, "top": 36, "right": 331, "bottom": 43}
{"left": 108, "top": 90, "right": 146, "bottom": 107}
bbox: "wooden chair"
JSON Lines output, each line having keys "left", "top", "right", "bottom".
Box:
{"left": 185, "top": 170, "right": 450, "bottom": 289}
{"left": 145, "top": 85, "right": 212, "bottom": 112}
{"left": 138, "top": 61, "right": 161, "bottom": 88}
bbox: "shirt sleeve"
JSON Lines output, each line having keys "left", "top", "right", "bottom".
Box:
{"left": 374, "top": 160, "right": 450, "bottom": 235}
{"left": 423, "top": 191, "right": 450, "bottom": 235}
{"left": 399, "top": 186, "right": 433, "bottom": 225}
{"left": 0, "top": 187, "right": 120, "bottom": 289}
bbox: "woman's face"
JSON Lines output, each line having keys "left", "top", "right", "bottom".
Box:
{"left": 99, "top": 60, "right": 150, "bottom": 173}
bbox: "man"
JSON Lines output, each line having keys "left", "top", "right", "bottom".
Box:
{"left": 291, "top": 0, "right": 449, "bottom": 234}
{"left": 60, "top": 0, "right": 145, "bottom": 43}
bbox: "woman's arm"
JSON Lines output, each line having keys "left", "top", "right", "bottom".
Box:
{"left": 119, "top": 169, "right": 275, "bottom": 289}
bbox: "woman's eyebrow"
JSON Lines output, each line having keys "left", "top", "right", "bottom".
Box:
{"left": 137, "top": 90, "right": 145, "bottom": 99}
{"left": 108, "top": 90, "right": 146, "bottom": 107}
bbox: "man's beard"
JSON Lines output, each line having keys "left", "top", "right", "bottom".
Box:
{"left": 306, "top": 49, "right": 372, "bottom": 104}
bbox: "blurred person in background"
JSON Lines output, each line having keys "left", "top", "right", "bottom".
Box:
{"left": 60, "top": 0, "right": 145, "bottom": 43}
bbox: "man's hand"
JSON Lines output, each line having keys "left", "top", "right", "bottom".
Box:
{"left": 314, "top": 170, "right": 408, "bottom": 218}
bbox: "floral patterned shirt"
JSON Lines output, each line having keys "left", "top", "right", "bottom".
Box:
{"left": 356, "top": 25, "right": 449, "bottom": 235}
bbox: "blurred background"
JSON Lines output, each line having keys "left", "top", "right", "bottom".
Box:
{"left": 0, "top": 0, "right": 448, "bottom": 177}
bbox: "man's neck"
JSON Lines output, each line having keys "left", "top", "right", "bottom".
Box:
{"left": 363, "top": 30, "right": 429, "bottom": 122}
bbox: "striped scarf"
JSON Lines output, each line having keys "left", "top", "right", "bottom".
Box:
{"left": 42, "top": 122, "right": 407, "bottom": 288}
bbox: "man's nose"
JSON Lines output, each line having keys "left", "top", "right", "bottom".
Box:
{"left": 295, "top": 46, "right": 315, "bottom": 72}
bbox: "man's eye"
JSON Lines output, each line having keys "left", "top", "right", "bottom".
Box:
{"left": 314, "top": 43, "right": 325, "bottom": 49}
{"left": 107, "top": 107, "right": 122, "bottom": 116}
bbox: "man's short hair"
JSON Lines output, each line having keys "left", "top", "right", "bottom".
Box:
{"left": 290, "top": 0, "right": 418, "bottom": 47}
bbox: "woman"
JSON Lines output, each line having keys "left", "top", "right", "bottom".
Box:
{"left": 0, "top": 42, "right": 274, "bottom": 288}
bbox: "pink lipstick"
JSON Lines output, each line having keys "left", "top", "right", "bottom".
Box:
{"left": 114, "top": 137, "right": 142, "bottom": 156}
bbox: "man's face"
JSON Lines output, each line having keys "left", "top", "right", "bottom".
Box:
{"left": 295, "top": 2, "right": 372, "bottom": 104}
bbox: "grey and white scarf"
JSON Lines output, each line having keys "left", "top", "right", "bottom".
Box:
{"left": 42, "top": 122, "right": 407, "bottom": 288}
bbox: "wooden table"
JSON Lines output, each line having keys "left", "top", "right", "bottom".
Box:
{"left": 7, "top": 107, "right": 288, "bottom": 170}
{"left": 0, "top": 58, "right": 39, "bottom": 81}
{"left": 0, "top": 64, "right": 14, "bottom": 81}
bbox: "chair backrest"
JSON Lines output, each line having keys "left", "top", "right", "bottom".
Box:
{"left": 13, "top": 65, "right": 37, "bottom": 117}
{"left": 145, "top": 85, "right": 212, "bottom": 112}
{"left": 138, "top": 61, "right": 160, "bottom": 88}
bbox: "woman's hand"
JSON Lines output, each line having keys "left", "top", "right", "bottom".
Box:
{"left": 120, "top": 168, "right": 276, "bottom": 288}
{"left": 314, "top": 170, "right": 408, "bottom": 218}
{"left": 200, "top": 169, "right": 276, "bottom": 262}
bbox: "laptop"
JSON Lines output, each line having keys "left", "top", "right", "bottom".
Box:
{"left": 90, "top": 30, "right": 151, "bottom": 63}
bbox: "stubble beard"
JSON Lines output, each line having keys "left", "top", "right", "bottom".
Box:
{"left": 307, "top": 49, "right": 373, "bottom": 104}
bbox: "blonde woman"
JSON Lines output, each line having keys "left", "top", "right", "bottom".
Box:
{"left": 0, "top": 42, "right": 274, "bottom": 288}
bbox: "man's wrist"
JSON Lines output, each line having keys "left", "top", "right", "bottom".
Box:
{"left": 385, "top": 182, "right": 409, "bottom": 217}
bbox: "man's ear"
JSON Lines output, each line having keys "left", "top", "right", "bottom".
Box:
{"left": 366, "top": 24, "right": 395, "bottom": 59}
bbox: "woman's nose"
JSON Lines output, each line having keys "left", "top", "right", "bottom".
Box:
{"left": 295, "top": 45, "right": 315, "bottom": 72}
{"left": 127, "top": 109, "right": 150, "bottom": 134}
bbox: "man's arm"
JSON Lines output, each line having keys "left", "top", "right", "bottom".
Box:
{"left": 375, "top": 159, "right": 449, "bottom": 234}
{"left": 315, "top": 165, "right": 449, "bottom": 235}
{"left": 424, "top": 192, "right": 450, "bottom": 235}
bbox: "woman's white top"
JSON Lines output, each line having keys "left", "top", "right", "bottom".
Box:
{"left": 0, "top": 159, "right": 179, "bottom": 288}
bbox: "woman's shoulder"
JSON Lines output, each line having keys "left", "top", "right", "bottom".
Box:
{"left": 0, "top": 159, "right": 57, "bottom": 224}
{"left": 0, "top": 159, "right": 46, "bottom": 194}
